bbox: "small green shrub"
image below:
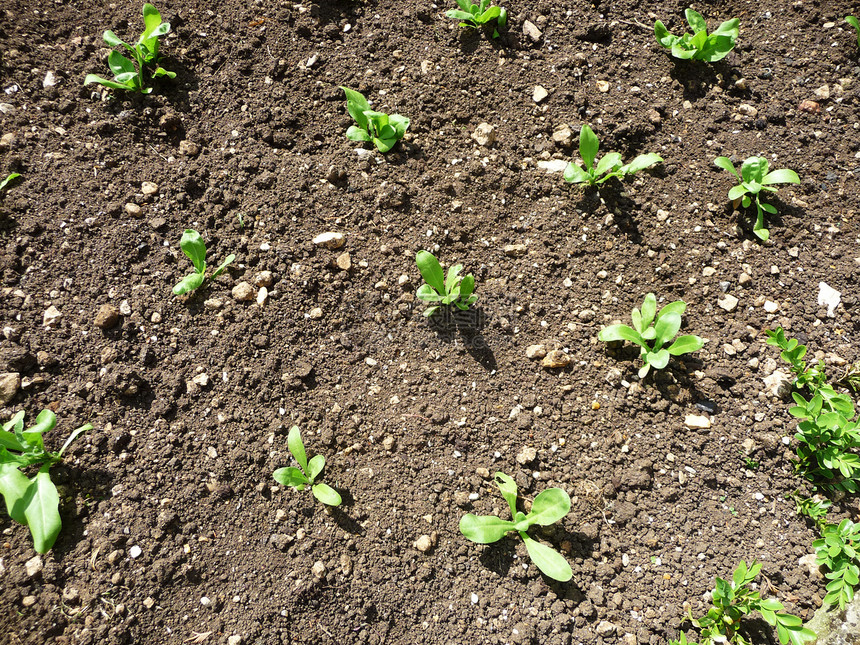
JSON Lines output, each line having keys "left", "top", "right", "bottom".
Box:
{"left": 0, "top": 173, "right": 21, "bottom": 193}
{"left": 172, "top": 229, "right": 235, "bottom": 296}
{"left": 655, "top": 9, "right": 739, "bottom": 62}
{"left": 814, "top": 518, "right": 860, "bottom": 609}
{"left": 445, "top": 0, "right": 508, "bottom": 38}
{"left": 341, "top": 87, "right": 410, "bottom": 153}
{"left": 564, "top": 124, "right": 662, "bottom": 186}
{"left": 273, "top": 426, "right": 342, "bottom": 506}
{"left": 415, "top": 250, "right": 477, "bottom": 318}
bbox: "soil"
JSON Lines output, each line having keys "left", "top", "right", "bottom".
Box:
{"left": 1, "top": 0, "right": 860, "bottom": 643}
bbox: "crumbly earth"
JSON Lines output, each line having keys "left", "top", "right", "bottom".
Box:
{"left": 1, "top": 0, "right": 860, "bottom": 643}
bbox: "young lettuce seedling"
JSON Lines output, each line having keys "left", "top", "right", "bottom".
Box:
{"left": 460, "top": 472, "right": 572, "bottom": 581}
{"left": 846, "top": 17, "right": 860, "bottom": 49}
{"left": 341, "top": 87, "right": 410, "bottom": 153}
{"left": 670, "top": 560, "right": 815, "bottom": 645}
{"left": 0, "top": 173, "right": 21, "bottom": 193}
{"left": 84, "top": 3, "right": 176, "bottom": 94}
{"left": 172, "top": 229, "right": 235, "bottom": 296}
{"left": 415, "top": 250, "right": 477, "bottom": 318}
{"left": 446, "top": 0, "right": 508, "bottom": 39}
{"left": 654, "top": 9, "right": 739, "bottom": 62}
{"left": 564, "top": 124, "right": 662, "bottom": 187}
{"left": 598, "top": 293, "right": 704, "bottom": 379}
{"left": 715, "top": 156, "right": 799, "bottom": 241}
{"left": 273, "top": 426, "right": 342, "bottom": 506}
{"left": 0, "top": 410, "right": 92, "bottom": 553}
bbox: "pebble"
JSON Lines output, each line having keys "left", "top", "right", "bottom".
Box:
{"left": 684, "top": 415, "right": 711, "bottom": 429}
{"left": 143, "top": 597, "right": 155, "bottom": 609}
{"left": 525, "top": 344, "right": 547, "bottom": 359}
{"left": 311, "top": 561, "right": 326, "bottom": 578}
{"left": 739, "top": 272, "right": 752, "bottom": 286}
{"left": 228, "top": 636, "right": 242, "bottom": 645}
{"left": 129, "top": 545, "right": 142, "bottom": 559}
{"left": 414, "top": 535, "right": 433, "bottom": 552}
{"left": 119, "top": 300, "right": 132, "bottom": 315}
{"left": 43, "top": 305, "right": 62, "bottom": 327}
{"left": 204, "top": 298, "right": 223, "bottom": 310}
{"left": 522, "top": 20, "right": 542, "bottom": 42}
{"left": 536, "top": 159, "right": 568, "bottom": 173}
{"left": 533, "top": 86, "right": 548, "bottom": 103}
{"left": 94, "top": 303, "right": 121, "bottom": 329}
{"left": 232, "top": 282, "right": 255, "bottom": 302}
{"left": 193, "top": 374, "right": 210, "bottom": 387}
{"left": 125, "top": 202, "right": 142, "bottom": 217}
{"left": 763, "top": 370, "right": 792, "bottom": 398}
{"left": 178, "top": 140, "right": 200, "bottom": 156}
{"left": 471, "top": 123, "right": 496, "bottom": 147}
{"left": 799, "top": 553, "right": 823, "bottom": 579}
{"left": 596, "top": 80, "right": 610, "bottom": 92}
{"left": 798, "top": 100, "right": 820, "bottom": 114}
{"left": 742, "top": 438, "right": 756, "bottom": 455}
{"left": 308, "top": 307, "right": 323, "bottom": 320}
{"left": 382, "top": 435, "right": 396, "bottom": 451}
{"left": 21, "top": 596, "right": 36, "bottom": 607}
{"left": 813, "top": 85, "right": 830, "bottom": 100}
{"left": 763, "top": 300, "right": 779, "bottom": 313}
{"left": 0, "top": 372, "right": 21, "bottom": 405}
{"left": 552, "top": 124, "right": 573, "bottom": 147}
{"left": 541, "top": 350, "right": 570, "bottom": 368}
{"left": 43, "top": 71, "right": 58, "bottom": 88}
{"left": 256, "top": 287, "right": 268, "bottom": 306}
{"left": 717, "top": 294, "right": 739, "bottom": 312}
{"left": 471, "top": 593, "right": 479, "bottom": 605}
{"left": 253, "top": 271, "right": 274, "bottom": 287}
{"left": 0, "top": 132, "right": 16, "bottom": 151}
{"left": 818, "top": 282, "right": 841, "bottom": 317}
{"left": 200, "top": 596, "right": 212, "bottom": 607}
{"left": 141, "top": 181, "right": 158, "bottom": 196}
{"left": 737, "top": 104, "right": 758, "bottom": 117}
{"left": 516, "top": 446, "right": 537, "bottom": 465}
{"left": 336, "top": 252, "right": 352, "bottom": 271}
{"left": 25, "top": 555, "right": 43, "bottom": 577}
{"left": 313, "top": 232, "right": 345, "bottom": 250}
{"left": 504, "top": 244, "right": 527, "bottom": 257}
{"left": 702, "top": 267, "right": 716, "bottom": 277}
{"left": 596, "top": 621, "right": 617, "bottom": 636}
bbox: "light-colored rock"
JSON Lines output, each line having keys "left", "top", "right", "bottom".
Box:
{"left": 541, "top": 350, "right": 570, "bottom": 368}
{"left": 805, "top": 588, "right": 860, "bottom": 644}
{"left": 718, "top": 294, "right": 739, "bottom": 312}
{"left": 516, "top": 446, "right": 537, "bottom": 465}
{"left": 814, "top": 85, "right": 830, "bottom": 100}
{"left": 256, "top": 287, "right": 268, "bottom": 306}
{"left": 818, "top": 282, "right": 841, "bottom": 317}
{"left": 471, "top": 122, "right": 496, "bottom": 147}
{"left": 43, "top": 305, "right": 62, "bottom": 327}
{"left": 232, "top": 282, "right": 255, "bottom": 302}
{"left": 204, "top": 298, "right": 223, "bottom": 310}
{"left": 94, "top": 303, "right": 121, "bottom": 329}
{"left": 737, "top": 104, "right": 758, "bottom": 117}
{"left": 536, "top": 159, "right": 569, "bottom": 173}
{"left": 43, "top": 71, "right": 58, "bottom": 88}
{"left": 596, "top": 80, "right": 610, "bottom": 93}
{"left": 0, "top": 372, "right": 21, "bottom": 405}
{"left": 533, "top": 85, "right": 548, "bottom": 103}
{"left": 125, "top": 202, "right": 141, "bottom": 217}
{"left": 414, "top": 535, "right": 433, "bottom": 552}
{"left": 308, "top": 307, "right": 323, "bottom": 320}
{"left": 312, "top": 232, "right": 345, "bottom": 250}
{"left": 336, "top": 252, "right": 352, "bottom": 271}
{"left": 141, "top": 181, "right": 158, "bottom": 196}
{"left": 799, "top": 553, "right": 823, "bottom": 579}
{"left": 192, "top": 373, "right": 209, "bottom": 387}
{"left": 798, "top": 100, "right": 820, "bottom": 114}
{"left": 684, "top": 415, "right": 711, "bottom": 429}
{"left": 504, "top": 244, "right": 527, "bottom": 257}
{"left": 763, "top": 370, "right": 792, "bottom": 398}
{"left": 178, "top": 140, "right": 200, "bottom": 156}
{"left": 522, "top": 20, "right": 542, "bottom": 42}
{"left": 311, "top": 561, "right": 326, "bottom": 578}
{"left": 228, "top": 636, "right": 243, "bottom": 645}
{"left": 253, "top": 271, "right": 274, "bottom": 287}
{"left": 764, "top": 300, "right": 779, "bottom": 313}
{"left": 25, "top": 555, "right": 43, "bottom": 578}
{"left": 525, "top": 344, "right": 547, "bottom": 360}
{"left": 552, "top": 124, "right": 573, "bottom": 147}
{"left": 596, "top": 621, "right": 617, "bottom": 636}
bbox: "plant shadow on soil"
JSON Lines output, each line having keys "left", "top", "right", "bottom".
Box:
{"left": 427, "top": 306, "right": 497, "bottom": 371}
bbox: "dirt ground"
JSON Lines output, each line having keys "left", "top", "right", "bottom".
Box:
{"left": 1, "top": 0, "right": 860, "bottom": 643}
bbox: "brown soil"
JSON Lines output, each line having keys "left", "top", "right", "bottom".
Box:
{"left": 1, "top": 0, "right": 860, "bottom": 643}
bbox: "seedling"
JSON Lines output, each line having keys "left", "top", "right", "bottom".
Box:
{"left": 598, "top": 293, "right": 704, "bottom": 378}
{"left": 790, "top": 491, "right": 831, "bottom": 531}
{"left": 564, "top": 124, "right": 662, "bottom": 186}
{"left": 0, "top": 410, "right": 92, "bottom": 553}
{"left": 415, "top": 250, "right": 477, "bottom": 318}
{"left": 460, "top": 472, "right": 572, "bottom": 581}
{"left": 172, "top": 229, "right": 235, "bottom": 296}
{"left": 84, "top": 3, "right": 175, "bottom": 94}
{"left": 341, "top": 87, "right": 409, "bottom": 153}
{"left": 654, "top": 9, "right": 739, "bottom": 62}
{"left": 445, "top": 0, "right": 508, "bottom": 39}
{"left": 715, "top": 156, "right": 800, "bottom": 241}
{"left": 670, "top": 560, "right": 815, "bottom": 645}
{"left": 0, "top": 172, "right": 20, "bottom": 193}
{"left": 273, "top": 426, "right": 342, "bottom": 506}
{"left": 846, "top": 17, "right": 859, "bottom": 49}
{"left": 814, "top": 518, "right": 860, "bottom": 609}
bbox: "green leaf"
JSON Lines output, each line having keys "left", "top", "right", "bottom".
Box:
{"left": 579, "top": 124, "right": 599, "bottom": 171}
{"left": 445, "top": 264, "right": 463, "bottom": 294}
{"left": 0, "top": 172, "right": 21, "bottom": 192}
{"left": 713, "top": 18, "right": 740, "bottom": 38}
{"left": 654, "top": 20, "right": 676, "bottom": 48}
{"left": 103, "top": 30, "right": 128, "bottom": 49}
{"left": 654, "top": 311, "right": 681, "bottom": 348}
{"left": 417, "top": 284, "right": 442, "bottom": 302}
{"left": 478, "top": 6, "right": 501, "bottom": 23}
{"left": 346, "top": 125, "right": 372, "bottom": 142}
{"left": 714, "top": 156, "right": 739, "bottom": 177}
{"left": 107, "top": 51, "right": 135, "bottom": 77}
{"left": 668, "top": 335, "right": 704, "bottom": 356}
{"left": 741, "top": 157, "right": 769, "bottom": 184}
{"left": 288, "top": 425, "right": 308, "bottom": 472}
{"left": 526, "top": 488, "right": 570, "bottom": 526}
{"left": 387, "top": 114, "right": 410, "bottom": 139}
{"left": 497, "top": 7, "right": 507, "bottom": 29}
{"left": 311, "top": 483, "right": 342, "bottom": 506}
{"left": 728, "top": 184, "right": 748, "bottom": 201}
{"left": 211, "top": 254, "right": 235, "bottom": 280}
{"left": 84, "top": 74, "right": 133, "bottom": 91}
{"left": 341, "top": 87, "right": 370, "bottom": 130}
{"left": 179, "top": 229, "right": 207, "bottom": 274}
{"left": 646, "top": 348, "right": 670, "bottom": 371}
{"left": 173, "top": 272, "right": 205, "bottom": 295}
{"left": 58, "top": 424, "right": 92, "bottom": 457}
{"left": 563, "top": 162, "right": 591, "bottom": 184}
{"left": 273, "top": 466, "right": 308, "bottom": 489}
{"left": 622, "top": 153, "right": 663, "bottom": 175}
{"left": 595, "top": 152, "right": 623, "bottom": 177}
{"left": 598, "top": 324, "right": 646, "bottom": 348}
{"left": 373, "top": 137, "right": 397, "bottom": 153}
{"left": 494, "top": 472, "right": 519, "bottom": 519}
{"left": 27, "top": 410, "right": 57, "bottom": 437}
{"left": 0, "top": 462, "right": 30, "bottom": 525}
{"left": 640, "top": 293, "right": 657, "bottom": 330}
{"left": 459, "top": 274, "right": 475, "bottom": 301}
{"left": 423, "top": 305, "right": 440, "bottom": 318}
{"left": 685, "top": 9, "right": 707, "bottom": 33}
{"left": 520, "top": 532, "right": 572, "bottom": 581}
{"left": 25, "top": 467, "right": 61, "bottom": 553}
{"left": 446, "top": 9, "right": 476, "bottom": 22}
{"left": 416, "top": 251, "right": 446, "bottom": 294}
{"left": 306, "top": 454, "right": 325, "bottom": 483}
{"left": 762, "top": 169, "right": 800, "bottom": 186}
{"left": 460, "top": 514, "right": 516, "bottom": 543}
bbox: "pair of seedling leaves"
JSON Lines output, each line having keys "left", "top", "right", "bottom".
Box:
{"left": 599, "top": 293, "right": 705, "bottom": 379}
{"left": 715, "top": 156, "right": 799, "bottom": 242}
{"left": 564, "top": 124, "right": 663, "bottom": 186}
{"left": 655, "top": 9, "right": 739, "bottom": 62}
{"left": 342, "top": 87, "right": 410, "bottom": 153}
{"left": 0, "top": 410, "right": 92, "bottom": 553}
{"left": 446, "top": 0, "right": 507, "bottom": 39}
{"left": 460, "top": 472, "right": 572, "bottom": 582}
{"left": 84, "top": 3, "right": 175, "bottom": 94}
{"left": 173, "top": 229, "right": 235, "bottom": 296}
{"left": 273, "top": 426, "right": 342, "bottom": 506}
{"left": 415, "top": 250, "right": 477, "bottom": 317}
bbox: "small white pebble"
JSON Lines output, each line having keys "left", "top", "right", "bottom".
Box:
{"left": 200, "top": 596, "right": 211, "bottom": 607}
{"left": 129, "top": 545, "right": 142, "bottom": 559}
{"left": 471, "top": 593, "right": 479, "bottom": 604}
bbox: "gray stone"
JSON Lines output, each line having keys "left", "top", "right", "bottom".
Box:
{"left": 805, "top": 593, "right": 860, "bottom": 644}
{"left": 522, "top": 20, "right": 542, "bottom": 42}
{"left": 0, "top": 372, "right": 20, "bottom": 405}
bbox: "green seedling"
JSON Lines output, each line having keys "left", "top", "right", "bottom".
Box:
{"left": 765, "top": 328, "right": 826, "bottom": 391}
{"left": 460, "top": 472, "right": 572, "bottom": 581}
{"left": 655, "top": 9, "right": 739, "bottom": 62}
{"left": 84, "top": 3, "right": 175, "bottom": 94}
{"left": 446, "top": 0, "right": 508, "bottom": 38}
{"left": 670, "top": 560, "right": 815, "bottom": 645}
{"left": 341, "top": 87, "right": 409, "bottom": 153}
{"left": 814, "top": 518, "right": 860, "bottom": 609}
{"left": 0, "top": 410, "right": 92, "bottom": 553}
{"left": 273, "top": 426, "right": 342, "bottom": 506}
{"left": 564, "top": 124, "right": 662, "bottom": 187}
{"left": 846, "top": 17, "right": 859, "bottom": 49}
{"left": 0, "top": 173, "right": 21, "bottom": 193}
{"left": 790, "top": 491, "right": 831, "bottom": 531}
{"left": 598, "top": 293, "right": 704, "bottom": 379}
{"left": 715, "top": 156, "right": 800, "bottom": 241}
{"left": 172, "top": 229, "right": 235, "bottom": 296}
{"left": 415, "top": 250, "right": 477, "bottom": 318}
